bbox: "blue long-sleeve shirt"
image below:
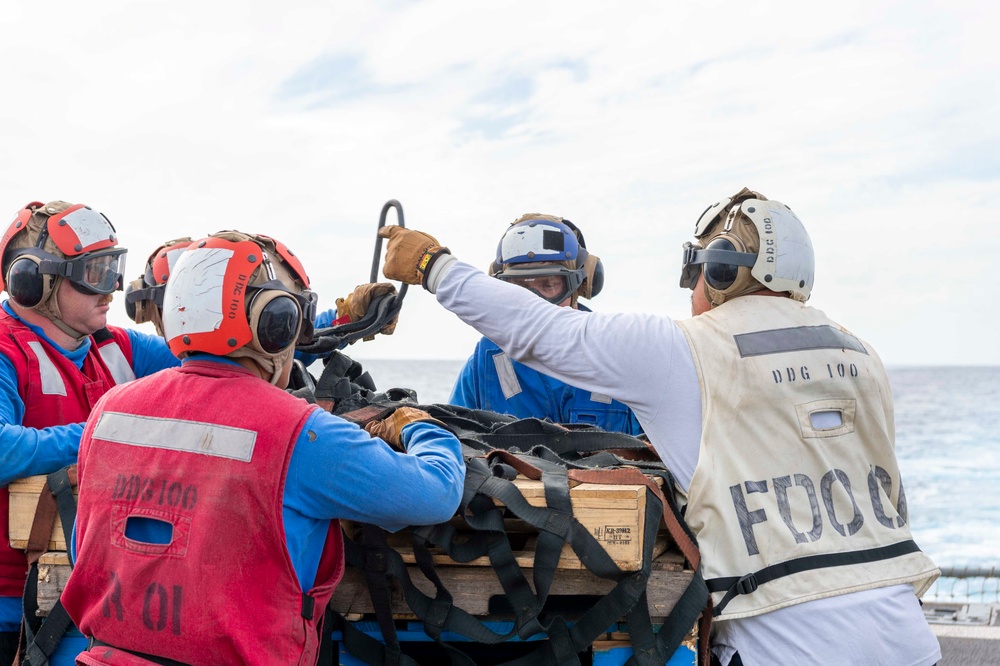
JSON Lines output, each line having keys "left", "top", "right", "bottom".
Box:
{"left": 0, "top": 301, "right": 179, "bottom": 631}
{"left": 450, "top": 333, "right": 643, "bottom": 436}
{"left": 73, "top": 355, "right": 465, "bottom": 592}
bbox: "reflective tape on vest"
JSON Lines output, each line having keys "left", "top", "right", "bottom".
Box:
{"left": 93, "top": 411, "right": 257, "bottom": 462}
{"left": 26, "top": 341, "right": 67, "bottom": 396}
{"left": 734, "top": 325, "right": 868, "bottom": 358}
{"left": 98, "top": 342, "right": 137, "bottom": 385}
{"left": 493, "top": 353, "right": 523, "bottom": 400}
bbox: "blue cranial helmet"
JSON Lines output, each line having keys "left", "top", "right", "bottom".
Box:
{"left": 489, "top": 214, "right": 602, "bottom": 305}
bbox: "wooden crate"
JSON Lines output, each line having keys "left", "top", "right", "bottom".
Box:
{"left": 355, "top": 475, "right": 669, "bottom": 573}
{"left": 7, "top": 475, "right": 77, "bottom": 551}
{"left": 35, "top": 552, "right": 72, "bottom": 617}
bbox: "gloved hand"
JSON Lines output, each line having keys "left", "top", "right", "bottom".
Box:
{"left": 377, "top": 226, "right": 451, "bottom": 289}
{"left": 364, "top": 406, "right": 445, "bottom": 452}
{"left": 335, "top": 282, "right": 399, "bottom": 335}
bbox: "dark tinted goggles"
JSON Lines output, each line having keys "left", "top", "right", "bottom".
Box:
{"left": 680, "top": 239, "right": 756, "bottom": 291}
{"left": 250, "top": 280, "right": 318, "bottom": 344}
{"left": 679, "top": 242, "right": 702, "bottom": 289}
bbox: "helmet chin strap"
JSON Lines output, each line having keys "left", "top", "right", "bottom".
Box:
{"left": 35, "top": 277, "right": 89, "bottom": 342}
{"left": 229, "top": 344, "right": 294, "bottom": 386}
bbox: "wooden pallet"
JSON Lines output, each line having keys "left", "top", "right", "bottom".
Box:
{"left": 7, "top": 475, "right": 77, "bottom": 551}
{"left": 329, "top": 550, "right": 690, "bottom": 621}
{"left": 34, "top": 550, "right": 692, "bottom": 622}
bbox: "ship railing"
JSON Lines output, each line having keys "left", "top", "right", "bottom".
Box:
{"left": 923, "top": 566, "right": 1000, "bottom": 604}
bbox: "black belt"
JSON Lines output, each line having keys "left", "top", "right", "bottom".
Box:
{"left": 86, "top": 637, "right": 191, "bottom": 666}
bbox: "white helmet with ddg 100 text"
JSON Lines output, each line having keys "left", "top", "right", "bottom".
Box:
{"left": 679, "top": 187, "right": 814, "bottom": 306}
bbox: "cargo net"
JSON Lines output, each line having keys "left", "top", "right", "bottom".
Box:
{"left": 300, "top": 352, "right": 711, "bottom": 666}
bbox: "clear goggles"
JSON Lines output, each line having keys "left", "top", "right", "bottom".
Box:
{"left": 497, "top": 265, "right": 584, "bottom": 305}
{"left": 36, "top": 247, "right": 128, "bottom": 295}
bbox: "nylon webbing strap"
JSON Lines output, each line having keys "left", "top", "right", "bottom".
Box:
{"left": 304, "top": 360, "right": 709, "bottom": 664}
{"left": 706, "top": 539, "right": 923, "bottom": 616}
{"left": 18, "top": 465, "right": 79, "bottom": 666}
{"left": 341, "top": 449, "right": 705, "bottom": 665}
{"left": 361, "top": 525, "right": 404, "bottom": 664}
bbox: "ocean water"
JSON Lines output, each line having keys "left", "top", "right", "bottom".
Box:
{"left": 351, "top": 359, "right": 1000, "bottom": 596}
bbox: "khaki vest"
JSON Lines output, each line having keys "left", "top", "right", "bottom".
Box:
{"left": 677, "top": 296, "right": 938, "bottom": 620}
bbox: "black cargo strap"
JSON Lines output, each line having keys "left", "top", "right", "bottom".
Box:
{"left": 297, "top": 294, "right": 403, "bottom": 356}
{"left": 338, "top": 450, "right": 705, "bottom": 666}
{"left": 313, "top": 351, "right": 378, "bottom": 410}
{"left": 361, "top": 525, "right": 407, "bottom": 665}
{"left": 302, "top": 357, "right": 709, "bottom": 664}
{"left": 706, "top": 539, "right": 923, "bottom": 616}
{"left": 19, "top": 466, "right": 79, "bottom": 666}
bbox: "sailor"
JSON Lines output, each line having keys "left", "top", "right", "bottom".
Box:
{"left": 450, "top": 215, "right": 642, "bottom": 435}
{"left": 0, "top": 201, "right": 180, "bottom": 666}
{"left": 376, "top": 189, "right": 942, "bottom": 665}
{"left": 123, "top": 237, "right": 195, "bottom": 337}
{"left": 61, "top": 231, "right": 464, "bottom": 665}
{"left": 123, "top": 235, "right": 394, "bottom": 355}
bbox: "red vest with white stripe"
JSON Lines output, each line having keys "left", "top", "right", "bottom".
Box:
{"left": 0, "top": 310, "right": 134, "bottom": 596}
{"left": 62, "top": 361, "right": 344, "bottom": 666}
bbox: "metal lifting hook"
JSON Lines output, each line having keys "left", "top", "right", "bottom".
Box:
{"left": 371, "top": 199, "right": 408, "bottom": 306}
{"left": 296, "top": 200, "right": 409, "bottom": 355}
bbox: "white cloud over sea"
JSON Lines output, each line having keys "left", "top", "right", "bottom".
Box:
{"left": 0, "top": 0, "right": 996, "bottom": 365}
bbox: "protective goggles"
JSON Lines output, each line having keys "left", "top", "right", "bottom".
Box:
{"left": 125, "top": 280, "right": 164, "bottom": 309}
{"left": 250, "top": 279, "right": 319, "bottom": 344}
{"left": 30, "top": 247, "right": 127, "bottom": 295}
{"left": 497, "top": 265, "right": 584, "bottom": 305}
{"left": 679, "top": 240, "right": 755, "bottom": 290}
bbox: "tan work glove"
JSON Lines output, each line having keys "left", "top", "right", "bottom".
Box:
{"left": 377, "top": 226, "right": 450, "bottom": 289}
{"left": 364, "top": 406, "right": 445, "bottom": 452}
{"left": 335, "top": 282, "right": 399, "bottom": 335}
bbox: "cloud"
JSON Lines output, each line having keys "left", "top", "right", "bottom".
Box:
{"left": 0, "top": 0, "right": 996, "bottom": 364}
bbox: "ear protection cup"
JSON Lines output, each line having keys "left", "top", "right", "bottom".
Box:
{"left": 580, "top": 253, "right": 604, "bottom": 299}
{"left": 247, "top": 289, "right": 302, "bottom": 354}
{"left": 561, "top": 219, "right": 604, "bottom": 300}
{"left": 6, "top": 255, "right": 50, "bottom": 308}
{"left": 702, "top": 234, "right": 756, "bottom": 305}
{"left": 124, "top": 277, "right": 144, "bottom": 323}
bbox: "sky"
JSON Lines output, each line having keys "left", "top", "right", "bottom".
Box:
{"left": 0, "top": 0, "right": 997, "bottom": 365}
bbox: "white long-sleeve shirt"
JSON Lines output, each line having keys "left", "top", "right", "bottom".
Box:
{"left": 432, "top": 259, "right": 940, "bottom": 666}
